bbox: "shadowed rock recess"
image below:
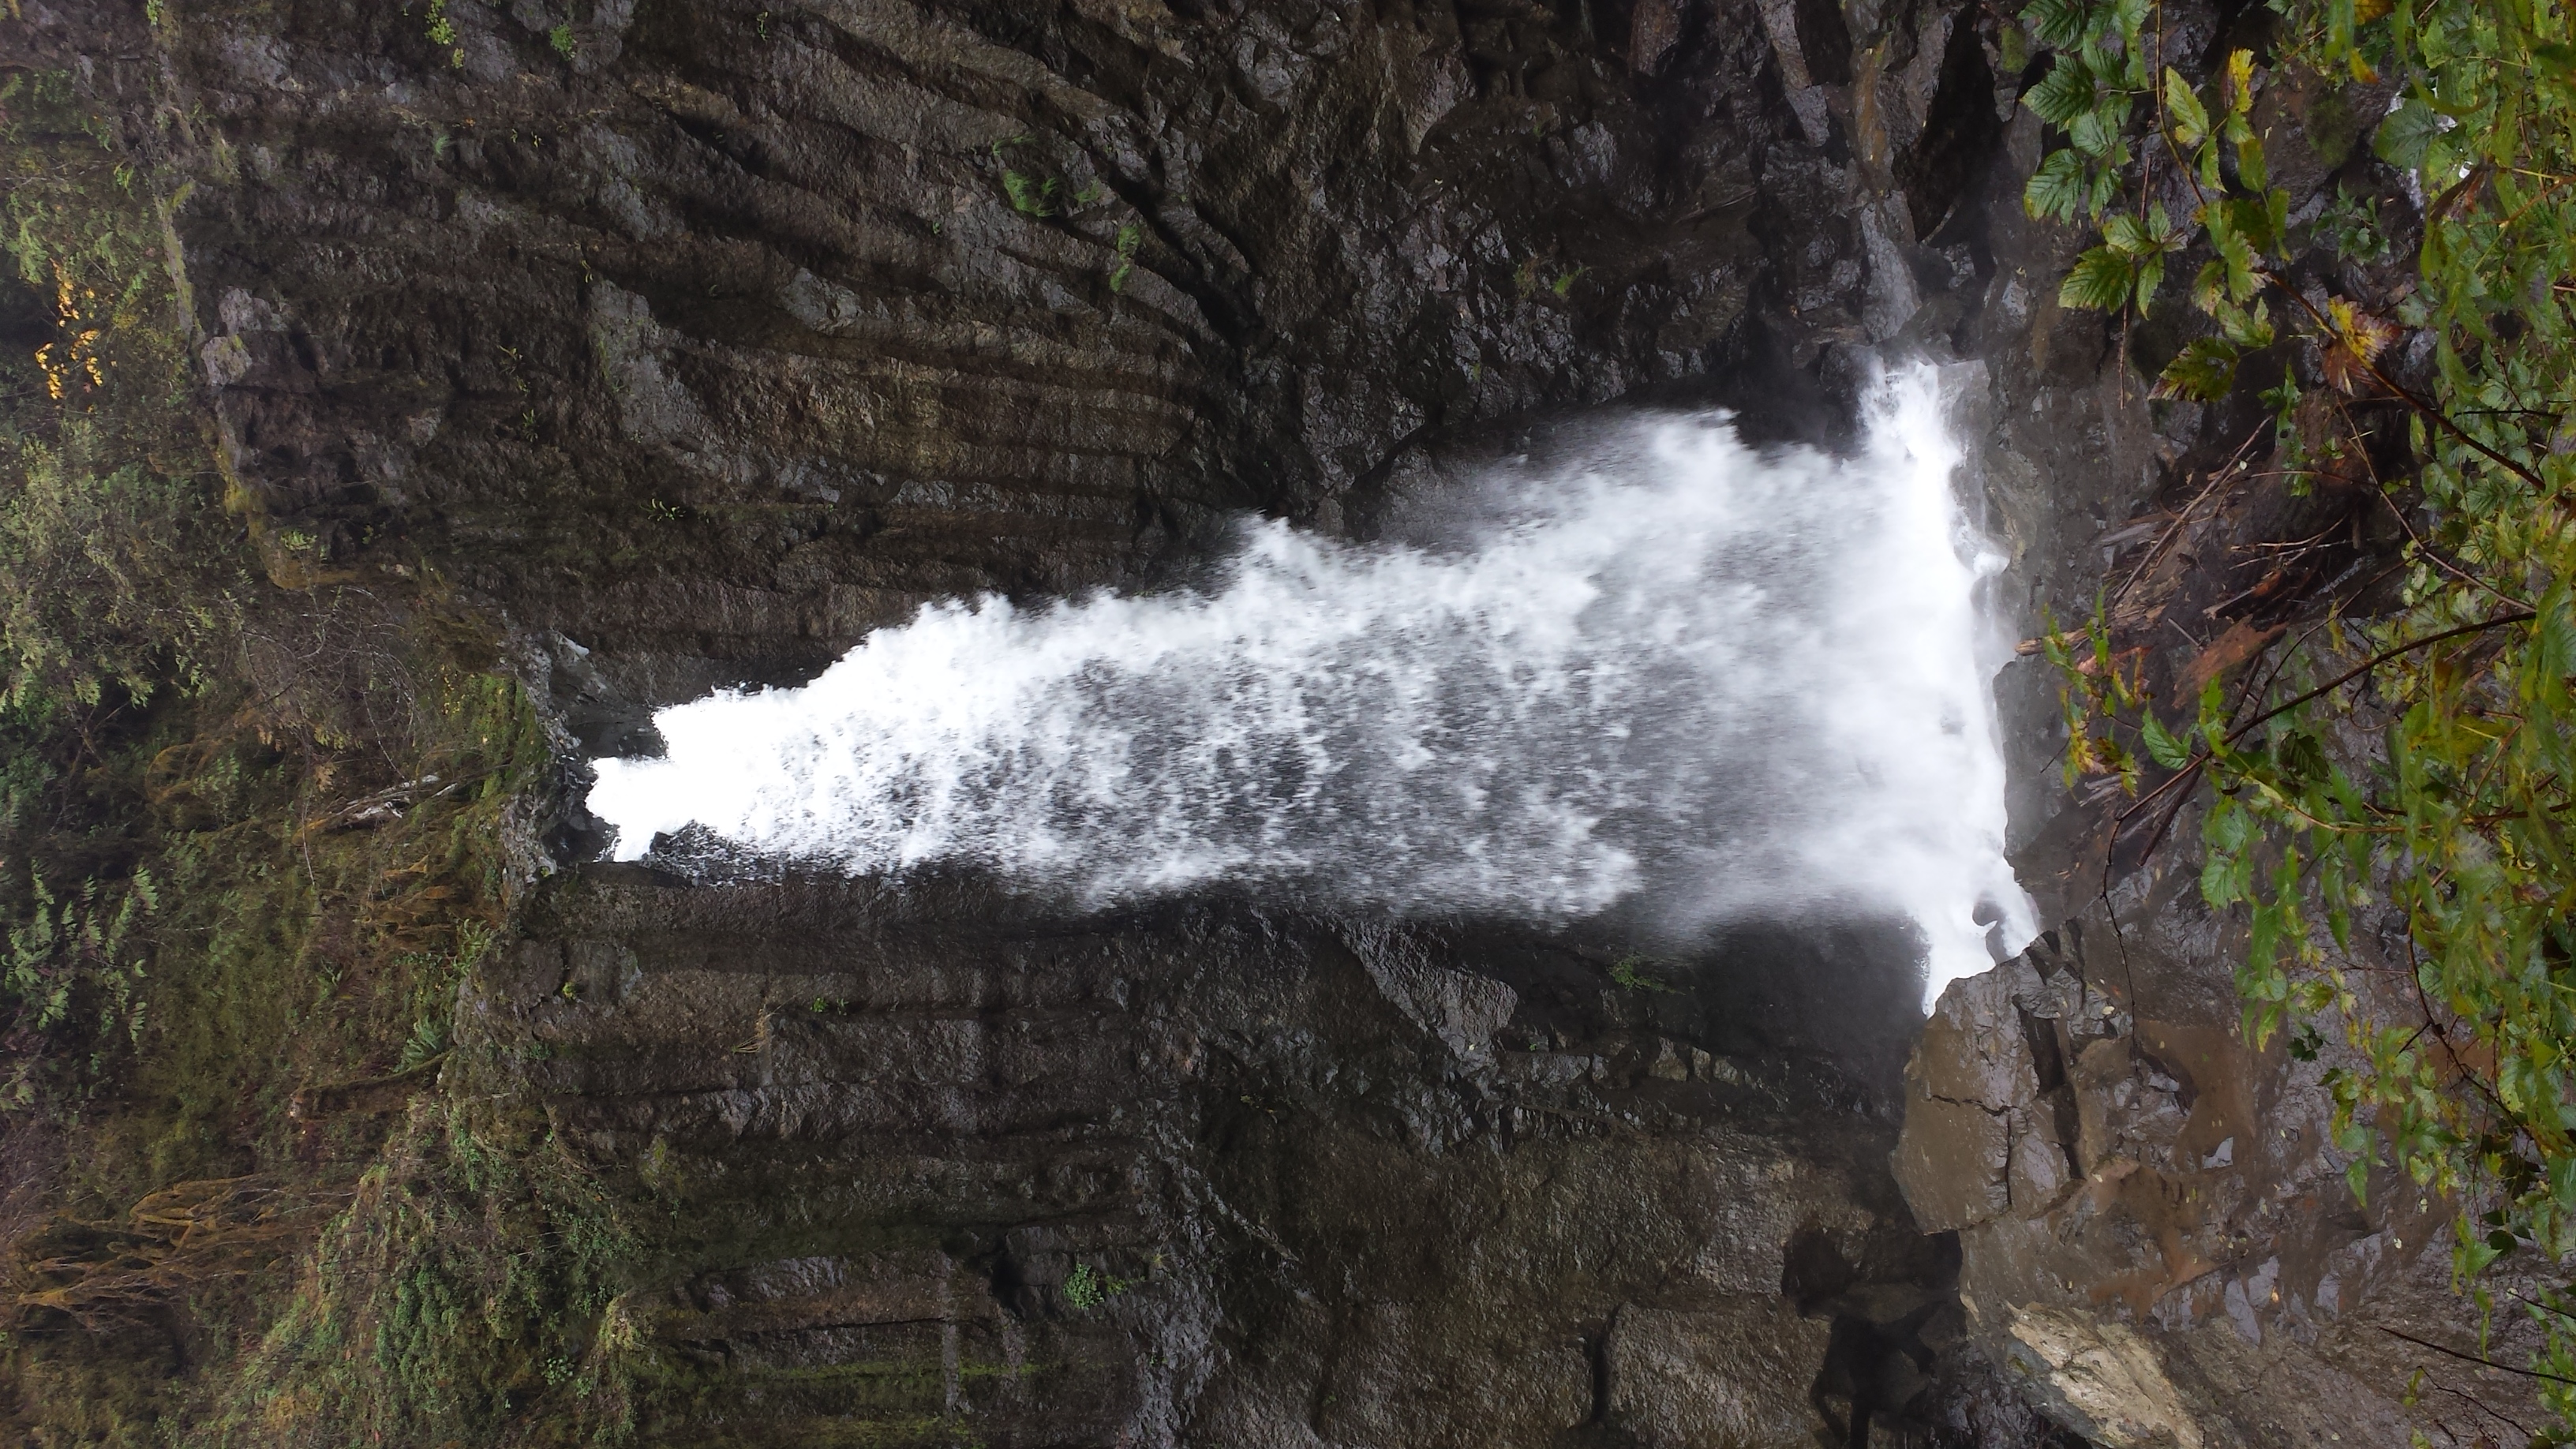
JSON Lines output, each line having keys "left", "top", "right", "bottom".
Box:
{"left": 7, "top": 0, "right": 2540, "bottom": 1440}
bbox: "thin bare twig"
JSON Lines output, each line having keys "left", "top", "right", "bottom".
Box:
{"left": 2377, "top": 1324, "right": 2576, "bottom": 1386}
{"left": 2226, "top": 608, "right": 2538, "bottom": 744}
{"left": 2111, "top": 423, "right": 2270, "bottom": 608}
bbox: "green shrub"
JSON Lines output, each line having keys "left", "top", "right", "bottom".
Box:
{"left": 0, "top": 66, "right": 563, "bottom": 1449}
{"left": 2031, "top": 0, "right": 2576, "bottom": 1425}
{"left": 199, "top": 1103, "right": 639, "bottom": 1449}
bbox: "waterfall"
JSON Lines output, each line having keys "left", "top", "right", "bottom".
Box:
{"left": 588, "top": 365, "right": 2035, "bottom": 1007}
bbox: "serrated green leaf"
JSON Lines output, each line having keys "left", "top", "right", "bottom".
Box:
{"left": 2464, "top": 1234, "right": 2505, "bottom": 1275}
{"left": 2237, "top": 133, "right": 2270, "bottom": 194}
{"left": 2163, "top": 68, "right": 2211, "bottom": 145}
{"left": 2218, "top": 298, "right": 2275, "bottom": 347}
{"left": 2202, "top": 851, "right": 2237, "bottom": 906}
{"left": 2209, "top": 212, "right": 2260, "bottom": 299}
{"left": 2155, "top": 335, "right": 2241, "bottom": 400}
{"left": 2023, "top": 0, "right": 2087, "bottom": 49}
{"left": 2140, "top": 711, "right": 2194, "bottom": 769}
{"left": 2087, "top": 163, "right": 2121, "bottom": 213}
{"left": 2135, "top": 252, "right": 2166, "bottom": 309}
{"left": 2102, "top": 212, "right": 2151, "bottom": 254}
{"left": 2191, "top": 258, "right": 2227, "bottom": 313}
{"left": 2117, "top": 44, "right": 2150, "bottom": 91}
{"left": 2376, "top": 98, "right": 2447, "bottom": 170}
{"left": 2070, "top": 99, "right": 2129, "bottom": 157}
{"left": 2024, "top": 148, "right": 2091, "bottom": 222}
{"left": 2110, "top": 0, "right": 2150, "bottom": 48}
{"left": 2025, "top": 56, "right": 2099, "bottom": 126}
{"left": 2061, "top": 245, "right": 2136, "bottom": 310}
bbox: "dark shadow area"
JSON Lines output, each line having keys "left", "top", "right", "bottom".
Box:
{"left": 1896, "top": 9, "right": 2005, "bottom": 244}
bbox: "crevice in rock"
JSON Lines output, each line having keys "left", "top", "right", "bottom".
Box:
{"left": 1792, "top": 0, "right": 1854, "bottom": 84}
{"left": 1898, "top": 0, "right": 2006, "bottom": 244}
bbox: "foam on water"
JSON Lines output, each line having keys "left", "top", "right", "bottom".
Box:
{"left": 589, "top": 365, "right": 2035, "bottom": 1006}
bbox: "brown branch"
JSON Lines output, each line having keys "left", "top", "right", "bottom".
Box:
{"left": 2377, "top": 483, "right": 2528, "bottom": 612}
{"left": 2426, "top": 1378, "right": 2536, "bottom": 1444}
{"left": 2112, "top": 751, "right": 2211, "bottom": 833}
{"left": 2107, "top": 607, "right": 2533, "bottom": 837}
{"left": 2224, "top": 608, "right": 2537, "bottom": 745}
{"left": 2262, "top": 268, "right": 2547, "bottom": 489}
{"left": 2142, "top": 102, "right": 2533, "bottom": 490}
{"left": 2235, "top": 607, "right": 2352, "bottom": 730}
{"left": 2377, "top": 1324, "right": 2576, "bottom": 1386}
{"left": 2111, "top": 422, "right": 2271, "bottom": 608}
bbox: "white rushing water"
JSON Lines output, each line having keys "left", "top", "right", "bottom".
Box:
{"left": 590, "top": 365, "right": 2035, "bottom": 1006}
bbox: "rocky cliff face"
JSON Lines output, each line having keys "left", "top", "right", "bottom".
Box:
{"left": 4, "top": 0, "right": 2537, "bottom": 1441}
{"left": 1898, "top": 15, "right": 2548, "bottom": 1437}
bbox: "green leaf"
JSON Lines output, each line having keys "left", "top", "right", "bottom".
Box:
{"left": 2102, "top": 212, "right": 2151, "bottom": 254}
{"left": 2025, "top": 56, "right": 2100, "bottom": 127}
{"left": 2205, "top": 209, "right": 2260, "bottom": 300}
{"left": 2236, "top": 132, "right": 2269, "bottom": 193}
{"left": 2376, "top": 98, "right": 2447, "bottom": 170}
{"left": 2164, "top": 68, "right": 2211, "bottom": 146}
{"left": 2060, "top": 245, "right": 2136, "bottom": 310}
{"left": 2460, "top": 1230, "right": 2504, "bottom": 1275}
{"left": 2024, "top": 149, "right": 2091, "bottom": 222}
{"left": 2134, "top": 251, "right": 2166, "bottom": 310}
{"left": 2140, "top": 711, "right": 2194, "bottom": 769}
{"left": 2326, "top": 0, "right": 2359, "bottom": 63}
{"left": 2110, "top": 0, "right": 2151, "bottom": 54}
{"left": 2069, "top": 99, "right": 2130, "bottom": 158}
{"left": 2254, "top": 189, "right": 2289, "bottom": 252}
{"left": 2023, "top": 0, "right": 2087, "bottom": 49}
{"left": 2087, "top": 163, "right": 2121, "bottom": 215}
{"left": 2190, "top": 260, "right": 2226, "bottom": 313}
{"left": 2217, "top": 298, "right": 2274, "bottom": 348}
{"left": 2155, "top": 335, "right": 2241, "bottom": 400}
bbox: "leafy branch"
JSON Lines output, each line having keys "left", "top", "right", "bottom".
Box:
{"left": 2024, "top": 0, "right": 2576, "bottom": 1426}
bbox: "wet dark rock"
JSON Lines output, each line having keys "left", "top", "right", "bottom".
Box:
{"left": 1895, "top": 905, "right": 2546, "bottom": 1446}
{"left": 9, "top": 0, "right": 2537, "bottom": 1440}
{"left": 470, "top": 872, "right": 1979, "bottom": 1444}
{"left": 1912, "top": 5, "right": 2546, "bottom": 1429}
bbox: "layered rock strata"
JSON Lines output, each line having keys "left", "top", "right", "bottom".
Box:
{"left": 8, "top": 0, "right": 2540, "bottom": 1440}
